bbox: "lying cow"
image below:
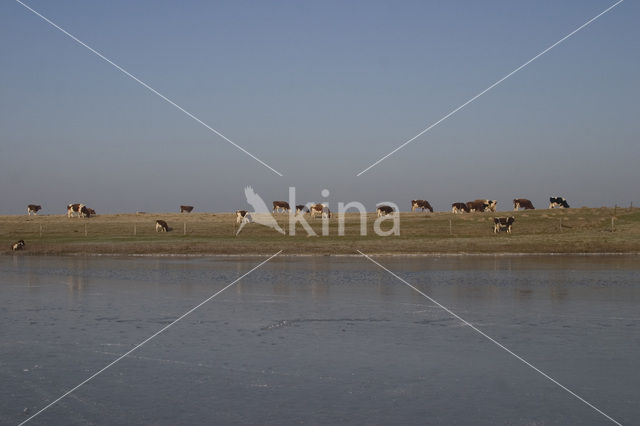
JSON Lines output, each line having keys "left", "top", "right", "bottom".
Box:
{"left": 377, "top": 205, "right": 394, "bottom": 217}
{"left": 155, "top": 220, "right": 170, "bottom": 232}
{"left": 549, "top": 196, "right": 570, "bottom": 209}
{"left": 451, "top": 202, "right": 469, "bottom": 214}
{"left": 411, "top": 200, "right": 434, "bottom": 212}
{"left": 310, "top": 204, "right": 331, "bottom": 219}
{"left": 180, "top": 205, "right": 194, "bottom": 213}
{"left": 513, "top": 198, "right": 535, "bottom": 211}
{"left": 67, "top": 203, "right": 90, "bottom": 218}
{"left": 11, "top": 240, "right": 25, "bottom": 251}
{"left": 272, "top": 201, "right": 290, "bottom": 213}
{"left": 467, "top": 200, "right": 489, "bottom": 212}
{"left": 236, "top": 210, "right": 250, "bottom": 224}
{"left": 493, "top": 217, "right": 515, "bottom": 234}
{"left": 27, "top": 204, "right": 42, "bottom": 215}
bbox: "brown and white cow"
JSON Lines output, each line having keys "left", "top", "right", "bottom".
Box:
{"left": 493, "top": 217, "right": 515, "bottom": 234}
{"left": 467, "top": 200, "right": 489, "bottom": 212}
{"left": 180, "top": 205, "right": 194, "bottom": 213}
{"left": 411, "top": 200, "right": 434, "bottom": 213}
{"left": 377, "top": 205, "right": 394, "bottom": 217}
{"left": 451, "top": 202, "right": 469, "bottom": 214}
{"left": 295, "top": 205, "right": 307, "bottom": 214}
{"left": 67, "top": 203, "right": 90, "bottom": 218}
{"left": 309, "top": 203, "right": 331, "bottom": 219}
{"left": 155, "top": 220, "right": 170, "bottom": 232}
{"left": 27, "top": 205, "right": 42, "bottom": 215}
{"left": 272, "top": 201, "right": 291, "bottom": 214}
{"left": 235, "top": 210, "right": 249, "bottom": 224}
{"left": 11, "top": 240, "right": 25, "bottom": 251}
{"left": 513, "top": 198, "right": 535, "bottom": 211}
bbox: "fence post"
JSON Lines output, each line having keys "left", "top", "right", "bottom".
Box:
{"left": 559, "top": 218, "right": 562, "bottom": 233}
{"left": 39, "top": 224, "right": 42, "bottom": 238}
{"left": 84, "top": 223, "right": 87, "bottom": 237}
{"left": 134, "top": 224, "right": 137, "bottom": 236}
{"left": 449, "top": 219, "right": 452, "bottom": 235}
{"left": 183, "top": 222, "right": 186, "bottom": 235}
{"left": 611, "top": 217, "right": 615, "bottom": 232}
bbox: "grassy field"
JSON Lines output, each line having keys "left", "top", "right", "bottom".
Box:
{"left": 2, "top": 207, "right": 640, "bottom": 255}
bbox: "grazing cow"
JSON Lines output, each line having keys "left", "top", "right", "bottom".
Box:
{"left": 27, "top": 205, "right": 41, "bottom": 215}
{"left": 272, "top": 201, "right": 291, "bottom": 214}
{"left": 310, "top": 204, "right": 331, "bottom": 219}
{"left": 377, "top": 205, "right": 394, "bottom": 217}
{"left": 155, "top": 220, "right": 170, "bottom": 232}
{"left": 451, "top": 202, "right": 469, "bottom": 214}
{"left": 295, "top": 205, "right": 307, "bottom": 214}
{"left": 11, "top": 240, "right": 25, "bottom": 251}
{"left": 493, "top": 217, "right": 515, "bottom": 234}
{"left": 67, "top": 203, "right": 90, "bottom": 218}
{"left": 411, "top": 200, "right": 434, "bottom": 213}
{"left": 549, "top": 196, "right": 570, "bottom": 209}
{"left": 86, "top": 208, "right": 96, "bottom": 216}
{"left": 513, "top": 198, "right": 535, "bottom": 211}
{"left": 236, "top": 210, "right": 249, "bottom": 224}
{"left": 467, "top": 200, "right": 489, "bottom": 212}
{"left": 180, "top": 205, "right": 194, "bottom": 213}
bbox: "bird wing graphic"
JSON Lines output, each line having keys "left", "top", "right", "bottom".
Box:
{"left": 242, "top": 186, "right": 285, "bottom": 234}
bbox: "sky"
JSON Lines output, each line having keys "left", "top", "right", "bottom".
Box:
{"left": 1, "top": 0, "right": 638, "bottom": 214}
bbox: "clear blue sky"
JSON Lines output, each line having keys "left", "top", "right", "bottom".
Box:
{"left": 1, "top": 0, "right": 637, "bottom": 214}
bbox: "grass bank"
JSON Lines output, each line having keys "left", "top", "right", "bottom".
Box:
{"left": 2, "top": 207, "right": 640, "bottom": 255}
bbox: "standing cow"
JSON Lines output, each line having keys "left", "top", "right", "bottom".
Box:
{"left": 451, "top": 203, "right": 469, "bottom": 214}
{"left": 549, "top": 197, "right": 570, "bottom": 209}
{"left": 180, "top": 205, "right": 194, "bottom": 213}
{"left": 27, "top": 205, "right": 42, "bottom": 215}
{"left": 155, "top": 220, "right": 170, "bottom": 232}
{"left": 272, "top": 201, "right": 291, "bottom": 214}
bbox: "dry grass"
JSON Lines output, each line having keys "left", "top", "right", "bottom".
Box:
{"left": 2, "top": 207, "right": 640, "bottom": 255}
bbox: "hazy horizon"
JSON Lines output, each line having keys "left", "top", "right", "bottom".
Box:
{"left": 1, "top": 1, "right": 638, "bottom": 215}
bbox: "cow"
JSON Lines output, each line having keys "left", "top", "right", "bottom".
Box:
{"left": 272, "top": 201, "right": 291, "bottom": 214}
{"left": 295, "top": 205, "right": 307, "bottom": 214}
{"left": 11, "top": 240, "right": 25, "bottom": 251}
{"left": 155, "top": 220, "right": 170, "bottom": 232}
{"left": 86, "top": 208, "right": 96, "bottom": 216}
{"left": 27, "top": 205, "right": 41, "bottom": 215}
{"left": 377, "top": 205, "right": 394, "bottom": 217}
{"left": 513, "top": 198, "right": 535, "bottom": 211}
{"left": 549, "top": 196, "right": 570, "bottom": 209}
{"left": 485, "top": 200, "right": 497, "bottom": 212}
{"left": 451, "top": 202, "right": 469, "bottom": 214}
{"left": 236, "top": 210, "right": 249, "bottom": 224}
{"left": 67, "top": 203, "right": 90, "bottom": 218}
{"left": 180, "top": 205, "right": 194, "bottom": 213}
{"left": 493, "top": 217, "right": 515, "bottom": 234}
{"left": 310, "top": 204, "right": 331, "bottom": 219}
{"left": 411, "top": 200, "right": 434, "bottom": 213}
{"left": 467, "top": 200, "right": 489, "bottom": 212}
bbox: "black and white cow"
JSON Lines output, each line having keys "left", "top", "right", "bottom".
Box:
{"left": 513, "top": 198, "right": 535, "bottom": 210}
{"left": 549, "top": 197, "right": 570, "bottom": 209}
{"left": 295, "top": 205, "right": 307, "bottom": 214}
{"left": 493, "top": 217, "right": 515, "bottom": 234}
{"left": 155, "top": 220, "right": 170, "bottom": 232}
{"left": 27, "top": 205, "right": 42, "bottom": 215}
{"left": 411, "top": 200, "right": 434, "bottom": 213}
{"left": 377, "top": 205, "right": 394, "bottom": 217}
{"left": 11, "top": 240, "right": 25, "bottom": 251}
